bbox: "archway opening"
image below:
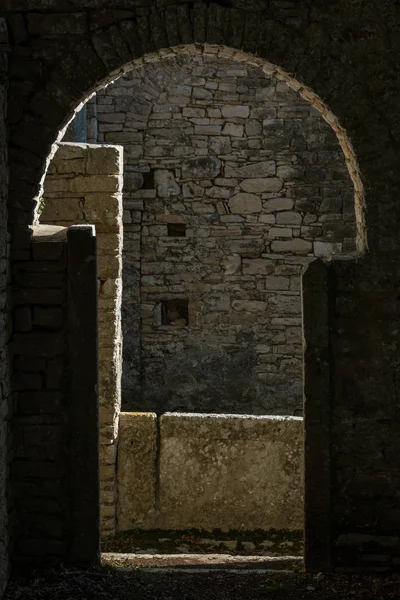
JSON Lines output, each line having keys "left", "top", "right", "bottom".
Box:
{"left": 20, "top": 43, "right": 364, "bottom": 570}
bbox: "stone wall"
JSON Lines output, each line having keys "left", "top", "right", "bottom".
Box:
{"left": 4, "top": 1, "right": 400, "bottom": 573}
{"left": 0, "top": 16, "right": 9, "bottom": 596}
{"left": 10, "top": 224, "right": 99, "bottom": 566}
{"left": 39, "top": 142, "right": 123, "bottom": 535}
{"left": 88, "top": 53, "right": 356, "bottom": 416}
{"left": 117, "top": 412, "right": 303, "bottom": 532}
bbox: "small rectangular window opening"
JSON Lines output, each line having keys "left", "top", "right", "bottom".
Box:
{"left": 161, "top": 299, "right": 189, "bottom": 326}
{"left": 167, "top": 223, "right": 186, "bottom": 237}
{"left": 142, "top": 170, "right": 155, "bottom": 189}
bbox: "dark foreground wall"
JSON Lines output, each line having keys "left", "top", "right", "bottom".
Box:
{"left": 3, "top": 0, "right": 400, "bottom": 575}
{"left": 0, "top": 16, "right": 9, "bottom": 597}
{"left": 11, "top": 225, "right": 99, "bottom": 567}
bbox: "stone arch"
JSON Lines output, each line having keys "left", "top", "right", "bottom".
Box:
{"left": 8, "top": 10, "right": 366, "bottom": 252}
{"left": 57, "top": 50, "right": 358, "bottom": 418}
{"left": 6, "top": 11, "right": 369, "bottom": 571}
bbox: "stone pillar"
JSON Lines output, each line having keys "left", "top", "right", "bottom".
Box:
{"left": 302, "top": 259, "right": 333, "bottom": 572}
{"left": 67, "top": 225, "right": 99, "bottom": 564}
{"left": 40, "top": 142, "right": 123, "bottom": 535}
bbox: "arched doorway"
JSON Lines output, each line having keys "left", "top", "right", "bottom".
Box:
{"left": 7, "top": 30, "right": 366, "bottom": 572}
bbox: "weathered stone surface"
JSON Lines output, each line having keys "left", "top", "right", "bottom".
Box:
{"left": 263, "top": 198, "right": 294, "bottom": 212}
{"left": 229, "top": 193, "right": 262, "bottom": 214}
{"left": 240, "top": 178, "right": 283, "bottom": 193}
{"left": 225, "top": 161, "right": 276, "bottom": 178}
{"left": 117, "top": 413, "right": 157, "bottom": 531}
{"left": 221, "top": 105, "right": 250, "bottom": 118}
{"left": 181, "top": 157, "right": 221, "bottom": 180}
{"left": 154, "top": 170, "right": 180, "bottom": 198}
{"left": 158, "top": 414, "right": 303, "bottom": 531}
{"left": 223, "top": 254, "right": 241, "bottom": 275}
{"left": 272, "top": 239, "right": 312, "bottom": 254}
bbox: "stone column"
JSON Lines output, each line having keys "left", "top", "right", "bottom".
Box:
{"left": 67, "top": 225, "right": 99, "bottom": 564}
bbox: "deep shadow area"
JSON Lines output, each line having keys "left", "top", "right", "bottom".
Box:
{"left": 4, "top": 567, "right": 400, "bottom": 600}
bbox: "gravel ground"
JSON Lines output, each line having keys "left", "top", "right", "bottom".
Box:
{"left": 4, "top": 565, "right": 400, "bottom": 600}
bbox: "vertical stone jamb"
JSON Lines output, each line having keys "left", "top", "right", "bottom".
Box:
{"left": 302, "top": 258, "right": 333, "bottom": 572}
{"left": 40, "top": 142, "right": 123, "bottom": 535}
{"left": 0, "top": 16, "right": 10, "bottom": 595}
{"left": 67, "top": 225, "right": 99, "bottom": 564}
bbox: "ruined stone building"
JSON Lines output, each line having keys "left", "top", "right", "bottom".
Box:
{"left": 1, "top": 1, "right": 400, "bottom": 595}
{"left": 62, "top": 54, "right": 355, "bottom": 415}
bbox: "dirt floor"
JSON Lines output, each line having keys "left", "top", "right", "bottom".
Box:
{"left": 4, "top": 563, "right": 400, "bottom": 600}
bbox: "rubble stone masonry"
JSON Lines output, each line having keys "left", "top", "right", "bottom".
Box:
{"left": 5, "top": 0, "right": 400, "bottom": 573}
{"left": 89, "top": 53, "right": 356, "bottom": 415}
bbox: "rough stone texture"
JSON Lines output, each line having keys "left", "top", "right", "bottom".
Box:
{"left": 116, "top": 412, "right": 303, "bottom": 532}
{"left": 40, "top": 142, "right": 123, "bottom": 536}
{"left": 3, "top": 0, "right": 400, "bottom": 575}
{"left": 85, "top": 54, "right": 355, "bottom": 416}
{"left": 117, "top": 412, "right": 157, "bottom": 532}
{"left": 158, "top": 413, "right": 303, "bottom": 531}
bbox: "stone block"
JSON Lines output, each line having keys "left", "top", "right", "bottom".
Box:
{"left": 225, "top": 160, "right": 275, "bottom": 178}
{"left": 41, "top": 198, "right": 82, "bottom": 222}
{"left": 223, "top": 254, "right": 241, "bottom": 275}
{"left": 232, "top": 298, "right": 268, "bottom": 312}
{"left": 181, "top": 157, "right": 221, "bottom": 180}
{"left": 222, "top": 123, "right": 244, "bottom": 137}
{"left": 269, "top": 294, "right": 300, "bottom": 315}
{"left": 194, "top": 124, "right": 222, "bottom": 135}
{"left": 229, "top": 193, "right": 262, "bottom": 214}
{"left": 86, "top": 145, "right": 122, "bottom": 175}
{"left": 276, "top": 212, "right": 302, "bottom": 225}
{"left": 154, "top": 170, "right": 180, "bottom": 197}
{"left": 69, "top": 175, "right": 119, "bottom": 194}
{"left": 266, "top": 276, "right": 291, "bottom": 290}
{"left": 314, "top": 241, "right": 342, "bottom": 258}
{"left": 209, "top": 136, "right": 231, "bottom": 155}
{"left": 158, "top": 414, "right": 303, "bottom": 531}
{"left": 268, "top": 227, "right": 294, "bottom": 239}
{"left": 243, "top": 259, "right": 275, "bottom": 275}
{"left": 271, "top": 239, "right": 312, "bottom": 255}
{"left": 245, "top": 119, "right": 262, "bottom": 136}
{"left": 240, "top": 178, "right": 283, "bottom": 193}
{"left": 221, "top": 105, "right": 250, "bottom": 118}
{"left": 263, "top": 198, "right": 294, "bottom": 212}
{"left": 117, "top": 412, "right": 157, "bottom": 531}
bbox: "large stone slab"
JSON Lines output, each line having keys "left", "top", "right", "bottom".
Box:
{"left": 158, "top": 413, "right": 303, "bottom": 531}
{"left": 225, "top": 160, "right": 276, "bottom": 178}
{"left": 240, "top": 178, "right": 283, "bottom": 193}
{"left": 117, "top": 413, "right": 157, "bottom": 531}
{"left": 229, "top": 193, "right": 262, "bottom": 214}
{"left": 181, "top": 157, "right": 221, "bottom": 180}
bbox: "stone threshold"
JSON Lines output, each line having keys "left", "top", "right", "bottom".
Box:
{"left": 102, "top": 552, "right": 303, "bottom": 571}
